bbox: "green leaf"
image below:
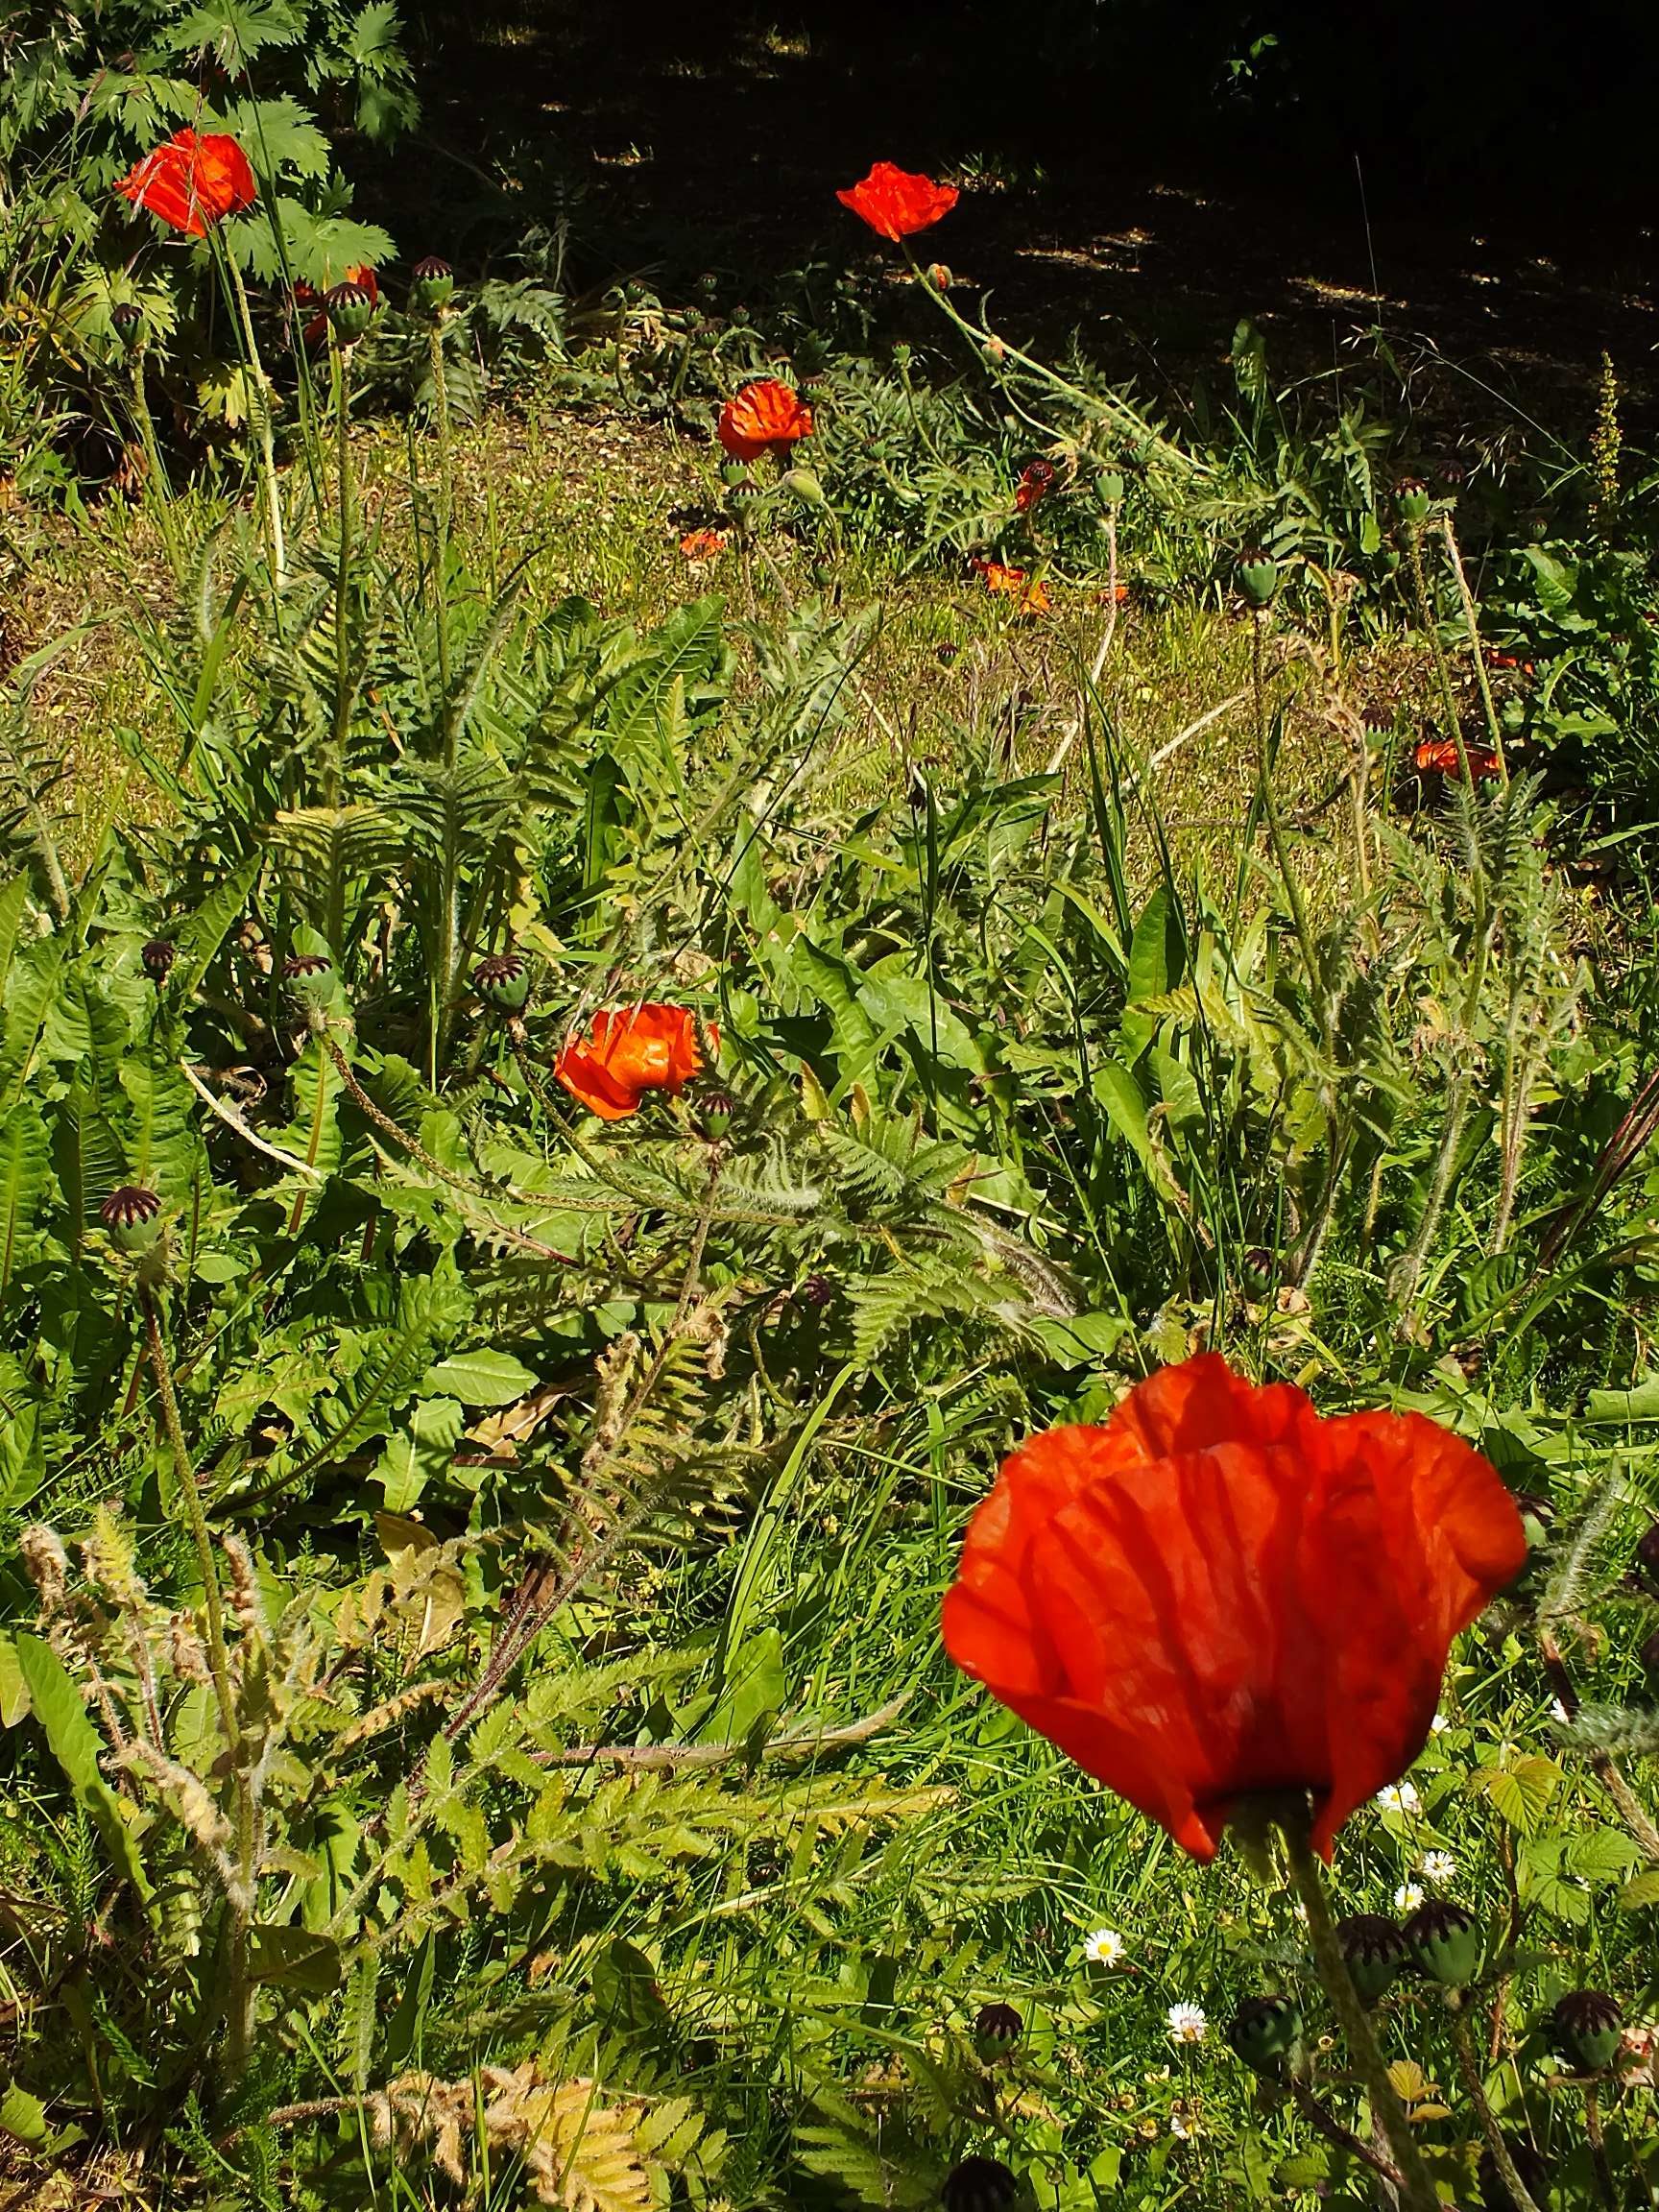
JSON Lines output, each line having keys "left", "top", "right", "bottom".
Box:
{"left": 373, "top": 1396, "right": 465, "bottom": 1511}
{"left": 1583, "top": 1377, "right": 1659, "bottom": 1423}
{"left": 248, "top": 1923, "right": 343, "bottom": 1994}
{"left": 1476, "top": 1753, "right": 1561, "bottom": 1836}
{"left": 421, "top": 1347, "right": 538, "bottom": 1406}
{"left": 15, "top": 1635, "right": 151, "bottom": 1900}
{"left": 0, "top": 1636, "right": 29, "bottom": 1726}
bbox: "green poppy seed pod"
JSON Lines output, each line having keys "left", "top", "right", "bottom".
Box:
{"left": 1477, "top": 2134, "right": 1551, "bottom": 2212}
{"left": 472, "top": 951, "right": 530, "bottom": 1013}
{"left": 1239, "top": 1245, "right": 1275, "bottom": 1298}
{"left": 325, "top": 279, "right": 377, "bottom": 345}
{"left": 1226, "top": 1993, "right": 1302, "bottom": 2075}
{"left": 111, "top": 301, "right": 145, "bottom": 349}
{"left": 141, "top": 937, "right": 176, "bottom": 985}
{"left": 1404, "top": 1899, "right": 1481, "bottom": 1987}
{"left": 282, "top": 951, "right": 334, "bottom": 1004}
{"left": 972, "top": 2001, "right": 1023, "bottom": 2064}
{"left": 1551, "top": 1988, "right": 1624, "bottom": 2074}
{"left": 942, "top": 2157, "right": 1020, "bottom": 2212}
{"left": 409, "top": 255, "right": 455, "bottom": 316}
{"left": 698, "top": 1090, "right": 734, "bottom": 1141}
{"left": 100, "top": 1185, "right": 162, "bottom": 1254}
{"left": 1237, "top": 549, "right": 1279, "bottom": 608}
{"left": 1396, "top": 477, "right": 1432, "bottom": 527}
{"left": 1335, "top": 1913, "right": 1410, "bottom": 2006}
{"left": 1097, "top": 471, "right": 1125, "bottom": 504}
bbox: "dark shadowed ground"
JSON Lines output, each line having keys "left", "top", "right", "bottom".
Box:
{"left": 393, "top": 0, "right": 1659, "bottom": 435}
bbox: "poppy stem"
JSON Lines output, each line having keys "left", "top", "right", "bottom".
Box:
{"left": 1449, "top": 2003, "right": 1545, "bottom": 2212}
{"left": 1402, "top": 515, "right": 1472, "bottom": 789}
{"left": 1439, "top": 512, "right": 1507, "bottom": 784}
{"left": 1583, "top": 2082, "right": 1617, "bottom": 2209}
{"left": 221, "top": 248, "right": 286, "bottom": 596}
{"left": 1281, "top": 1821, "right": 1442, "bottom": 2212}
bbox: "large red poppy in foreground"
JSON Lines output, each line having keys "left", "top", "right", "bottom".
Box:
{"left": 837, "top": 161, "right": 959, "bottom": 241}
{"left": 115, "top": 130, "right": 256, "bottom": 236}
{"left": 716, "top": 380, "right": 814, "bottom": 464}
{"left": 943, "top": 1354, "right": 1527, "bottom": 1862}
{"left": 554, "top": 1004, "right": 710, "bottom": 1120}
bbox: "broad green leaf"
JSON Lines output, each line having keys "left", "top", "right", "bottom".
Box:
{"left": 248, "top": 1924, "right": 343, "bottom": 1994}
{"left": 1476, "top": 1753, "right": 1561, "bottom": 1835}
{"left": 373, "top": 1396, "right": 465, "bottom": 1511}
{"left": 421, "top": 1348, "right": 539, "bottom": 1407}
{"left": 15, "top": 1635, "right": 151, "bottom": 1900}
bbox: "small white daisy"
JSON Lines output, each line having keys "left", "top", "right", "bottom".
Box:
{"left": 1430, "top": 1712, "right": 1451, "bottom": 1735}
{"left": 1166, "top": 2002, "right": 1208, "bottom": 2045}
{"left": 1169, "top": 2113, "right": 1194, "bottom": 2141}
{"left": 1394, "top": 1882, "right": 1425, "bottom": 1913}
{"left": 1083, "top": 1928, "right": 1126, "bottom": 1967}
{"left": 1422, "top": 1850, "right": 1457, "bottom": 1886}
{"left": 1376, "top": 1782, "right": 1421, "bottom": 1815}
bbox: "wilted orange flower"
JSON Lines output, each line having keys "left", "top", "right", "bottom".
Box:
{"left": 837, "top": 161, "right": 960, "bottom": 241}
{"left": 1414, "top": 738, "right": 1502, "bottom": 781}
{"left": 554, "top": 1004, "right": 712, "bottom": 1120}
{"left": 679, "top": 527, "right": 729, "bottom": 561}
{"left": 974, "top": 559, "right": 1049, "bottom": 614}
{"left": 115, "top": 130, "right": 256, "bottom": 236}
{"left": 943, "top": 1354, "right": 1527, "bottom": 1863}
{"left": 717, "top": 380, "right": 814, "bottom": 464}
{"left": 1015, "top": 460, "right": 1056, "bottom": 513}
{"left": 296, "top": 263, "right": 379, "bottom": 349}
{"left": 1483, "top": 648, "right": 1535, "bottom": 675}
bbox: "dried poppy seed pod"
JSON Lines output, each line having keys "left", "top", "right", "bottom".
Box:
{"left": 100, "top": 1184, "right": 162, "bottom": 1254}
{"left": 142, "top": 937, "right": 176, "bottom": 984}
{"left": 1404, "top": 1899, "right": 1481, "bottom": 1987}
{"left": 941, "top": 2156, "right": 1020, "bottom": 2212}
{"left": 1551, "top": 1988, "right": 1624, "bottom": 2074}
{"left": 325, "top": 279, "right": 377, "bottom": 345}
{"left": 473, "top": 951, "right": 530, "bottom": 1013}
{"left": 409, "top": 255, "right": 455, "bottom": 316}
{"left": 1477, "top": 2134, "right": 1551, "bottom": 2212}
{"left": 973, "top": 2001, "right": 1022, "bottom": 2064}
{"left": 112, "top": 300, "right": 146, "bottom": 349}
{"left": 1335, "top": 1913, "right": 1410, "bottom": 2005}
{"left": 1226, "top": 1993, "right": 1301, "bottom": 2075}
{"left": 1237, "top": 549, "right": 1279, "bottom": 609}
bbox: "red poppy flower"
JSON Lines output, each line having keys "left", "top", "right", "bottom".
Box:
{"left": 717, "top": 380, "right": 814, "bottom": 465}
{"left": 295, "top": 263, "right": 380, "bottom": 349}
{"left": 942, "top": 1354, "right": 1527, "bottom": 1863}
{"left": 554, "top": 1004, "right": 712, "bottom": 1120}
{"left": 1015, "top": 461, "right": 1056, "bottom": 514}
{"left": 114, "top": 130, "right": 256, "bottom": 237}
{"left": 837, "top": 161, "right": 960, "bottom": 241}
{"left": 1414, "top": 738, "right": 1503, "bottom": 781}
{"left": 679, "top": 527, "right": 729, "bottom": 561}
{"left": 1483, "top": 649, "right": 1535, "bottom": 675}
{"left": 973, "top": 559, "right": 1049, "bottom": 614}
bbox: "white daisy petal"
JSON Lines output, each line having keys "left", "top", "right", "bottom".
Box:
{"left": 1166, "top": 2002, "right": 1207, "bottom": 2045}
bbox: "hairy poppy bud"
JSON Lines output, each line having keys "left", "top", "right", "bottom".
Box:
{"left": 1237, "top": 550, "right": 1279, "bottom": 609}
{"left": 325, "top": 279, "right": 377, "bottom": 344}
{"left": 1226, "top": 1993, "right": 1302, "bottom": 2075}
{"left": 1404, "top": 1899, "right": 1481, "bottom": 1987}
{"left": 1336, "top": 1913, "right": 1410, "bottom": 2005}
{"left": 973, "top": 2001, "right": 1022, "bottom": 2063}
{"left": 473, "top": 951, "right": 530, "bottom": 1013}
{"left": 1396, "top": 477, "right": 1432, "bottom": 527}
{"left": 142, "top": 937, "right": 176, "bottom": 984}
{"left": 101, "top": 1185, "right": 162, "bottom": 1253}
{"left": 942, "top": 2157, "right": 1020, "bottom": 2212}
{"left": 112, "top": 301, "right": 145, "bottom": 348}
{"left": 1551, "top": 1989, "right": 1623, "bottom": 2074}
{"left": 926, "top": 261, "right": 951, "bottom": 291}
{"left": 1477, "top": 2134, "right": 1551, "bottom": 2212}
{"left": 409, "top": 255, "right": 455, "bottom": 315}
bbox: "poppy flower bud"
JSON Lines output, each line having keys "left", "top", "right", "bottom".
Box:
{"left": 325, "top": 279, "right": 377, "bottom": 345}
{"left": 409, "top": 255, "right": 455, "bottom": 316}
{"left": 942, "top": 2156, "right": 1020, "bottom": 2212}
{"left": 926, "top": 261, "right": 951, "bottom": 291}
{"left": 1396, "top": 478, "right": 1432, "bottom": 527}
{"left": 473, "top": 951, "right": 530, "bottom": 1013}
{"left": 142, "top": 937, "right": 176, "bottom": 984}
{"left": 1477, "top": 2134, "right": 1551, "bottom": 2212}
{"left": 973, "top": 2001, "right": 1023, "bottom": 2063}
{"left": 1237, "top": 550, "right": 1279, "bottom": 609}
{"left": 1550, "top": 1988, "right": 1623, "bottom": 2074}
{"left": 112, "top": 301, "right": 146, "bottom": 349}
{"left": 1404, "top": 1899, "right": 1481, "bottom": 1987}
{"left": 1226, "top": 1993, "right": 1302, "bottom": 2075}
{"left": 1335, "top": 1913, "right": 1410, "bottom": 2005}
{"left": 100, "top": 1185, "right": 162, "bottom": 1254}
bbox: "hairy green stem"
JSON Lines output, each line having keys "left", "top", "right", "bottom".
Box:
{"left": 223, "top": 252, "right": 285, "bottom": 595}
{"left": 1440, "top": 512, "right": 1507, "bottom": 781}
{"left": 1403, "top": 517, "right": 1472, "bottom": 785}
{"left": 1282, "top": 1818, "right": 1441, "bottom": 2212}
{"left": 128, "top": 353, "right": 182, "bottom": 579}
{"left": 429, "top": 318, "right": 454, "bottom": 731}
{"left": 329, "top": 335, "right": 352, "bottom": 814}
{"left": 1450, "top": 2003, "right": 1543, "bottom": 2212}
